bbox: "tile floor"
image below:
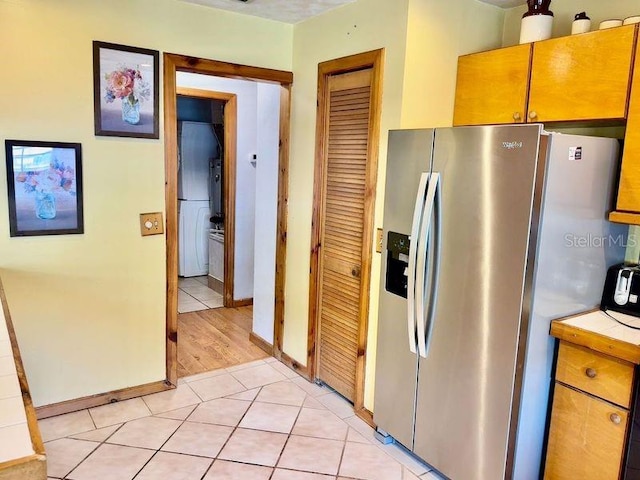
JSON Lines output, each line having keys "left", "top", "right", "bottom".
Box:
{"left": 39, "top": 357, "right": 445, "bottom": 480}
{"left": 178, "top": 276, "right": 224, "bottom": 313}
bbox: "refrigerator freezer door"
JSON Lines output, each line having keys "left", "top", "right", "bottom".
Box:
{"left": 413, "top": 125, "right": 543, "bottom": 480}
{"left": 178, "top": 200, "right": 211, "bottom": 277}
{"left": 513, "top": 134, "right": 627, "bottom": 479}
{"left": 178, "top": 121, "right": 217, "bottom": 201}
{"left": 374, "top": 129, "right": 435, "bottom": 451}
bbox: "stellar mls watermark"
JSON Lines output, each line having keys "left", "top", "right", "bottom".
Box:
{"left": 564, "top": 234, "right": 637, "bottom": 248}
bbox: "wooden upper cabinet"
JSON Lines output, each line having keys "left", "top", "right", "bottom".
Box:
{"left": 528, "top": 26, "right": 637, "bottom": 123}
{"left": 453, "top": 44, "right": 531, "bottom": 126}
{"left": 611, "top": 29, "right": 640, "bottom": 223}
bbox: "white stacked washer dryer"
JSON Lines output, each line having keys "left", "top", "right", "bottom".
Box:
{"left": 178, "top": 121, "right": 219, "bottom": 277}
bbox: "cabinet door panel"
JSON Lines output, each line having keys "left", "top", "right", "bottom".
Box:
{"left": 453, "top": 44, "right": 531, "bottom": 126}
{"left": 529, "top": 26, "right": 636, "bottom": 123}
{"left": 614, "top": 31, "right": 640, "bottom": 216}
{"left": 544, "top": 383, "right": 628, "bottom": 480}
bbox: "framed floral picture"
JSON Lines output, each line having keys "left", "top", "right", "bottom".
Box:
{"left": 93, "top": 41, "right": 159, "bottom": 138}
{"left": 4, "top": 140, "right": 84, "bottom": 237}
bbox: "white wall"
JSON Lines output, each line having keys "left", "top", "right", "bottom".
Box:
{"left": 253, "top": 83, "right": 281, "bottom": 343}
{"left": 176, "top": 72, "right": 257, "bottom": 300}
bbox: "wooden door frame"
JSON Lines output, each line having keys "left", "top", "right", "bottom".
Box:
{"left": 176, "top": 87, "right": 237, "bottom": 308}
{"left": 307, "top": 49, "right": 384, "bottom": 417}
{"left": 164, "top": 53, "right": 293, "bottom": 385}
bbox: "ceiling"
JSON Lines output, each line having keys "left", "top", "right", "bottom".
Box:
{"left": 179, "top": 0, "right": 357, "bottom": 24}
{"left": 477, "top": 0, "right": 527, "bottom": 7}
{"left": 180, "top": 0, "right": 526, "bottom": 25}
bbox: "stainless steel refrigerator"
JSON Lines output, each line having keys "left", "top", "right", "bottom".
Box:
{"left": 373, "top": 125, "right": 627, "bottom": 480}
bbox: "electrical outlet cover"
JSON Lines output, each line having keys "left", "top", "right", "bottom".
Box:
{"left": 140, "top": 212, "right": 164, "bottom": 236}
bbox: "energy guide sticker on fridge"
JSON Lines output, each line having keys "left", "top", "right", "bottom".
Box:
{"left": 568, "top": 146, "right": 582, "bottom": 161}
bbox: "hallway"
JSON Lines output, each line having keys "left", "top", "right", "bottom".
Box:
{"left": 177, "top": 305, "right": 268, "bottom": 377}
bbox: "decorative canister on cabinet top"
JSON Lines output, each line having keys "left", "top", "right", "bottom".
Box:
{"left": 519, "top": 0, "right": 554, "bottom": 44}
{"left": 571, "top": 12, "right": 591, "bottom": 35}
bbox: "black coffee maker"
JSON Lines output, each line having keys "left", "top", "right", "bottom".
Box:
{"left": 601, "top": 263, "right": 640, "bottom": 316}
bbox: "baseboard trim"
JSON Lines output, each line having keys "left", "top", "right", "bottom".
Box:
{"left": 281, "top": 351, "right": 310, "bottom": 379}
{"left": 35, "top": 380, "right": 172, "bottom": 419}
{"left": 249, "top": 332, "right": 273, "bottom": 355}
{"left": 0, "top": 453, "right": 46, "bottom": 480}
{"left": 207, "top": 275, "right": 223, "bottom": 295}
{"left": 356, "top": 407, "right": 376, "bottom": 428}
{"left": 230, "top": 298, "right": 253, "bottom": 307}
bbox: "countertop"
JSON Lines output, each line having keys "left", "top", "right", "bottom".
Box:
{"left": 0, "top": 278, "right": 45, "bottom": 478}
{"left": 0, "top": 287, "right": 34, "bottom": 463}
{"left": 551, "top": 309, "right": 640, "bottom": 365}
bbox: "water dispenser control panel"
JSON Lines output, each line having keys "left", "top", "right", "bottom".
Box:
{"left": 385, "top": 231, "right": 410, "bottom": 298}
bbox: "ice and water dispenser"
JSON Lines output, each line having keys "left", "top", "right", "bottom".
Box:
{"left": 385, "top": 231, "right": 410, "bottom": 298}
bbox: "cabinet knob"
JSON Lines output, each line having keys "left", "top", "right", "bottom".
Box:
{"left": 585, "top": 368, "right": 597, "bottom": 379}
{"left": 513, "top": 112, "right": 522, "bottom": 121}
{"left": 610, "top": 413, "right": 622, "bottom": 425}
{"left": 528, "top": 111, "right": 538, "bottom": 120}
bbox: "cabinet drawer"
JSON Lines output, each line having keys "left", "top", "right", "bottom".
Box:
{"left": 545, "top": 383, "right": 628, "bottom": 480}
{"left": 556, "top": 341, "right": 634, "bottom": 408}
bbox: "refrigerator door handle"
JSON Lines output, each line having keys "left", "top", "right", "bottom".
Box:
{"left": 424, "top": 173, "right": 442, "bottom": 357}
{"left": 416, "top": 173, "right": 440, "bottom": 358}
{"left": 408, "top": 172, "right": 430, "bottom": 354}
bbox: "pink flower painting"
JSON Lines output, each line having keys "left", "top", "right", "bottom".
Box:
{"left": 104, "top": 66, "right": 149, "bottom": 106}
{"left": 94, "top": 41, "right": 158, "bottom": 138}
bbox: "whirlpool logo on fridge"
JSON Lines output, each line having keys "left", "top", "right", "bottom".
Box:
{"left": 502, "top": 141, "right": 523, "bottom": 150}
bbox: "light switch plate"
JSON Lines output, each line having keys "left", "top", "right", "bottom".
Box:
{"left": 140, "top": 212, "right": 164, "bottom": 236}
{"left": 376, "top": 228, "right": 383, "bottom": 253}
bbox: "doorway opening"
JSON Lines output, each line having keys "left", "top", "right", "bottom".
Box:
{"left": 175, "top": 88, "right": 260, "bottom": 377}
{"left": 175, "top": 89, "right": 235, "bottom": 312}
{"left": 164, "top": 54, "right": 293, "bottom": 385}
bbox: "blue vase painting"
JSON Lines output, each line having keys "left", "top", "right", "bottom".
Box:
{"left": 35, "top": 191, "right": 56, "bottom": 220}
{"left": 121, "top": 98, "right": 141, "bottom": 125}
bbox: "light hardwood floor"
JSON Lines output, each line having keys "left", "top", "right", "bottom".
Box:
{"left": 177, "top": 306, "right": 268, "bottom": 378}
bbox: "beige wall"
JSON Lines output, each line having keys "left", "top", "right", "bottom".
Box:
{"left": 285, "top": 0, "right": 504, "bottom": 409}
{"left": 401, "top": 0, "right": 504, "bottom": 127}
{"left": 285, "top": 0, "right": 411, "bottom": 404}
{"left": 503, "top": 0, "right": 640, "bottom": 46}
{"left": 0, "top": 0, "right": 292, "bottom": 407}
{"left": 1, "top": 0, "right": 510, "bottom": 411}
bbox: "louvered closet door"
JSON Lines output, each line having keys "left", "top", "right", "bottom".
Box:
{"left": 317, "top": 68, "right": 373, "bottom": 401}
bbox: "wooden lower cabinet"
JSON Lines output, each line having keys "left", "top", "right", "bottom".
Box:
{"left": 545, "top": 383, "right": 629, "bottom": 480}
{"left": 544, "top": 340, "right": 636, "bottom": 479}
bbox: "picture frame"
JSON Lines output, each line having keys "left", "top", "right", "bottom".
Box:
{"left": 5, "top": 140, "right": 84, "bottom": 237}
{"left": 93, "top": 41, "right": 159, "bottom": 139}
